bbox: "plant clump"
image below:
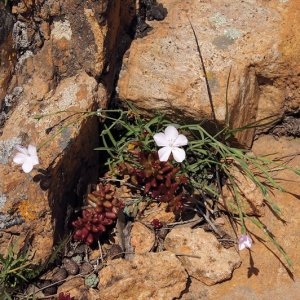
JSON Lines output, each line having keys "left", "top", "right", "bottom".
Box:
{"left": 72, "top": 183, "right": 124, "bottom": 245}
{"left": 34, "top": 104, "right": 300, "bottom": 269}
{"left": 118, "top": 151, "right": 189, "bottom": 212}
{"left": 0, "top": 243, "right": 34, "bottom": 299}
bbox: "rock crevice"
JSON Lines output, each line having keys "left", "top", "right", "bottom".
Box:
{"left": 0, "top": 0, "right": 136, "bottom": 263}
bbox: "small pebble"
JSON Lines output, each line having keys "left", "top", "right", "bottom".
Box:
{"left": 63, "top": 258, "right": 79, "bottom": 275}
{"left": 107, "top": 244, "right": 123, "bottom": 260}
{"left": 52, "top": 267, "right": 68, "bottom": 283}
{"left": 38, "top": 280, "right": 57, "bottom": 296}
{"left": 79, "top": 262, "right": 94, "bottom": 275}
{"left": 74, "top": 243, "right": 89, "bottom": 255}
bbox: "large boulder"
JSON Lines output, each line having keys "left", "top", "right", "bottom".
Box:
{"left": 164, "top": 227, "right": 241, "bottom": 285}
{"left": 98, "top": 251, "right": 188, "bottom": 300}
{"left": 117, "top": 0, "right": 300, "bottom": 147}
{"left": 0, "top": 6, "right": 16, "bottom": 113}
{"left": 0, "top": 0, "right": 135, "bottom": 263}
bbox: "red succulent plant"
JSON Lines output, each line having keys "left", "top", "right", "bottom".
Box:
{"left": 118, "top": 151, "right": 188, "bottom": 212}
{"left": 72, "top": 183, "right": 123, "bottom": 245}
{"left": 58, "top": 292, "right": 74, "bottom": 300}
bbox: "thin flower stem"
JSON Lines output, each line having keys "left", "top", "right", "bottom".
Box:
{"left": 195, "top": 206, "right": 224, "bottom": 238}
{"left": 165, "top": 219, "right": 202, "bottom": 227}
{"left": 37, "top": 111, "right": 95, "bottom": 151}
{"left": 6, "top": 262, "right": 32, "bottom": 275}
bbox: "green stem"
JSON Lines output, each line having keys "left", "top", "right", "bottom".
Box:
{"left": 6, "top": 262, "right": 32, "bottom": 275}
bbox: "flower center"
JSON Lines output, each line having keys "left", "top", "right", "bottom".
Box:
{"left": 167, "top": 138, "right": 175, "bottom": 147}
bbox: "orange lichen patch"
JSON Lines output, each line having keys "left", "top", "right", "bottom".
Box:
{"left": 17, "top": 200, "right": 39, "bottom": 221}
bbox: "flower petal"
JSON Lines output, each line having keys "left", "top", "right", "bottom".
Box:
{"left": 238, "top": 234, "right": 252, "bottom": 251}
{"left": 154, "top": 132, "right": 168, "bottom": 147}
{"left": 244, "top": 241, "right": 251, "bottom": 248}
{"left": 171, "top": 147, "right": 186, "bottom": 162}
{"left": 13, "top": 153, "right": 27, "bottom": 164}
{"left": 27, "top": 144, "right": 37, "bottom": 156}
{"left": 173, "top": 134, "right": 188, "bottom": 147}
{"left": 164, "top": 126, "right": 179, "bottom": 141}
{"left": 238, "top": 242, "right": 246, "bottom": 251}
{"left": 15, "top": 145, "right": 28, "bottom": 155}
{"left": 31, "top": 156, "right": 39, "bottom": 165}
{"left": 158, "top": 146, "right": 172, "bottom": 161}
{"left": 244, "top": 236, "right": 252, "bottom": 248}
{"left": 22, "top": 159, "right": 34, "bottom": 173}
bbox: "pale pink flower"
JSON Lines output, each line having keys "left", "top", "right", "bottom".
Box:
{"left": 238, "top": 234, "right": 253, "bottom": 251}
{"left": 13, "top": 145, "right": 39, "bottom": 173}
{"left": 154, "top": 125, "right": 188, "bottom": 162}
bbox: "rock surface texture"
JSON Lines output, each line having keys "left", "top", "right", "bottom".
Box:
{"left": 0, "top": 7, "right": 16, "bottom": 107}
{"left": 180, "top": 136, "right": 300, "bottom": 299}
{"left": 164, "top": 227, "right": 241, "bottom": 285}
{"left": 1, "top": 0, "right": 300, "bottom": 299}
{"left": 0, "top": 0, "right": 135, "bottom": 263}
{"left": 130, "top": 221, "right": 155, "bottom": 253}
{"left": 219, "top": 163, "right": 265, "bottom": 216}
{"left": 98, "top": 251, "right": 188, "bottom": 300}
{"left": 57, "top": 277, "right": 99, "bottom": 300}
{"left": 118, "top": 0, "right": 300, "bottom": 147}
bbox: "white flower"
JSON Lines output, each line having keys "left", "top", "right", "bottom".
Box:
{"left": 238, "top": 234, "right": 253, "bottom": 251}
{"left": 13, "top": 144, "right": 39, "bottom": 173}
{"left": 153, "top": 125, "right": 188, "bottom": 162}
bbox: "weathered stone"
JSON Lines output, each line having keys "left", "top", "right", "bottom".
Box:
{"left": 0, "top": 0, "right": 135, "bottom": 265}
{"left": 164, "top": 227, "right": 241, "bottom": 285}
{"left": 130, "top": 221, "right": 155, "bottom": 253}
{"left": 181, "top": 136, "right": 300, "bottom": 299}
{"left": 218, "top": 163, "right": 265, "bottom": 216}
{"left": 0, "top": 71, "right": 100, "bottom": 262}
{"left": 89, "top": 249, "right": 101, "bottom": 262}
{"left": 79, "top": 262, "right": 94, "bottom": 276}
{"left": 0, "top": 7, "right": 17, "bottom": 113}
{"left": 138, "top": 202, "right": 176, "bottom": 223}
{"left": 51, "top": 268, "right": 68, "bottom": 283}
{"left": 118, "top": 0, "right": 300, "bottom": 147}
{"left": 57, "top": 277, "right": 93, "bottom": 300}
{"left": 98, "top": 251, "right": 188, "bottom": 299}
{"left": 63, "top": 258, "right": 79, "bottom": 276}
{"left": 106, "top": 244, "right": 123, "bottom": 260}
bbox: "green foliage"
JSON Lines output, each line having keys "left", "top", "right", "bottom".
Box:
{"left": 0, "top": 242, "right": 34, "bottom": 299}
{"left": 95, "top": 107, "right": 168, "bottom": 169}
{"left": 250, "top": 217, "right": 293, "bottom": 267}
{"left": 35, "top": 105, "right": 299, "bottom": 268}
{"left": 96, "top": 105, "right": 297, "bottom": 199}
{"left": 0, "top": 236, "right": 71, "bottom": 299}
{"left": 95, "top": 104, "right": 299, "bottom": 267}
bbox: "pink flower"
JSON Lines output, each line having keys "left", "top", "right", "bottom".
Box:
{"left": 238, "top": 234, "right": 252, "bottom": 251}
{"left": 153, "top": 126, "right": 188, "bottom": 162}
{"left": 13, "top": 145, "right": 39, "bottom": 173}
